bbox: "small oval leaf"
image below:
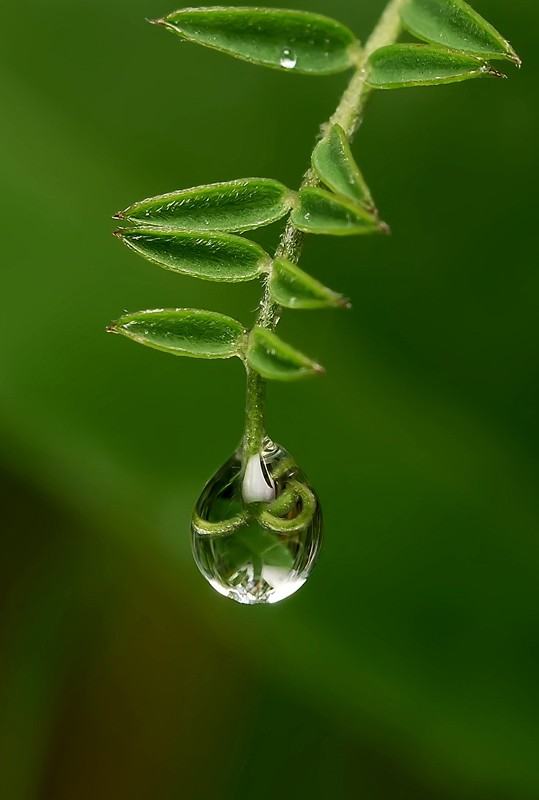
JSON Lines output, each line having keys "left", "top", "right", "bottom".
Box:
{"left": 155, "top": 7, "right": 360, "bottom": 75}
{"left": 247, "top": 327, "right": 323, "bottom": 381}
{"left": 367, "top": 44, "right": 503, "bottom": 89}
{"left": 401, "top": 0, "right": 520, "bottom": 66}
{"left": 107, "top": 308, "right": 246, "bottom": 359}
{"left": 270, "top": 258, "right": 348, "bottom": 310}
{"left": 312, "top": 124, "right": 374, "bottom": 209}
{"left": 291, "top": 187, "right": 383, "bottom": 236}
{"left": 115, "top": 178, "right": 295, "bottom": 233}
{"left": 115, "top": 228, "right": 271, "bottom": 282}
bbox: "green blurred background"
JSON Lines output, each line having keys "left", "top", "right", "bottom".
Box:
{"left": 1, "top": 1, "right": 537, "bottom": 797}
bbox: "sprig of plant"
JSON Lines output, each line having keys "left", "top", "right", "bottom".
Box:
{"left": 109, "top": 0, "right": 519, "bottom": 535}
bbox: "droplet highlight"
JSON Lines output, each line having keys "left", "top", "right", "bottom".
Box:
{"left": 242, "top": 452, "right": 276, "bottom": 504}
{"left": 280, "top": 48, "right": 297, "bottom": 69}
{"left": 192, "top": 438, "right": 322, "bottom": 605}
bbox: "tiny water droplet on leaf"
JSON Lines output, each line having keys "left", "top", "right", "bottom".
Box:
{"left": 279, "top": 47, "right": 297, "bottom": 69}
{"left": 192, "top": 438, "right": 322, "bottom": 605}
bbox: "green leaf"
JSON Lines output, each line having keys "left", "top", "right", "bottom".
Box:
{"left": 312, "top": 124, "right": 374, "bottom": 209}
{"left": 367, "top": 44, "right": 504, "bottom": 89}
{"left": 291, "top": 187, "right": 384, "bottom": 236}
{"left": 401, "top": 0, "right": 520, "bottom": 66}
{"left": 115, "top": 227, "right": 271, "bottom": 282}
{"left": 154, "top": 7, "right": 360, "bottom": 75}
{"left": 114, "top": 178, "right": 295, "bottom": 233}
{"left": 107, "top": 308, "right": 246, "bottom": 359}
{"left": 247, "top": 327, "right": 323, "bottom": 381}
{"left": 234, "top": 525, "right": 295, "bottom": 568}
{"left": 270, "top": 257, "right": 349, "bottom": 310}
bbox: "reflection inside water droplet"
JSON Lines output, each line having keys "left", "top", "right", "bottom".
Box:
{"left": 279, "top": 48, "right": 297, "bottom": 69}
{"left": 191, "top": 438, "right": 322, "bottom": 605}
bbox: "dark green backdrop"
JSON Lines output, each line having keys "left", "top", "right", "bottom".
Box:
{"left": 1, "top": 1, "right": 537, "bottom": 798}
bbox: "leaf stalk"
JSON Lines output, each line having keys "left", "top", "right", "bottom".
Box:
{"left": 242, "top": 0, "right": 406, "bottom": 458}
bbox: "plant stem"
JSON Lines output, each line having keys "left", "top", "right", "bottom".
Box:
{"left": 243, "top": 368, "right": 267, "bottom": 457}
{"left": 243, "top": 0, "right": 405, "bottom": 458}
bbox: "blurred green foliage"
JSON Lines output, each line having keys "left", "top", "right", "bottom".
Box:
{"left": 0, "top": 1, "right": 537, "bottom": 798}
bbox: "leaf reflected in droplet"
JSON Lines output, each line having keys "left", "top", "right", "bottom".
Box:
{"left": 154, "top": 7, "right": 360, "bottom": 75}
{"left": 367, "top": 44, "right": 504, "bottom": 89}
{"left": 107, "top": 308, "right": 246, "bottom": 359}
{"left": 115, "top": 228, "right": 271, "bottom": 282}
{"left": 401, "top": 0, "right": 521, "bottom": 66}
{"left": 115, "top": 178, "right": 295, "bottom": 233}
{"left": 247, "top": 327, "right": 324, "bottom": 381}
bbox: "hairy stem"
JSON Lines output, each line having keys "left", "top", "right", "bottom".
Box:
{"left": 243, "top": 368, "right": 267, "bottom": 457}
{"left": 243, "top": 0, "right": 405, "bottom": 457}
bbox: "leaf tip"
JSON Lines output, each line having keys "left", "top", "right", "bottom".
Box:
{"left": 112, "top": 211, "right": 124, "bottom": 221}
{"left": 112, "top": 229, "right": 124, "bottom": 239}
{"left": 313, "top": 362, "right": 325, "bottom": 375}
{"left": 484, "top": 65, "right": 508, "bottom": 80}
{"left": 507, "top": 45, "right": 522, "bottom": 69}
{"left": 337, "top": 296, "right": 352, "bottom": 310}
{"left": 378, "top": 220, "right": 391, "bottom": 235}
{"left": 106, "top": 322, "right": 119, "bottom": 334}
{"left": 147, "top": 17, "right": 165, "bottom": 27}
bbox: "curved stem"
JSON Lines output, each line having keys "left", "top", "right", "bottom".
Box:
{"left": 259, "top": 480, "right": 317, "bottom": 533}
{"left": 192, "top": 510, "right": 250, "bottom": 537}
{"left": 243, "top": 0, "right": 405, "bottom": 458}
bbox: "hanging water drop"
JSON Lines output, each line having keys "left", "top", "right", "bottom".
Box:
{"left": 191, "top": 437, "right": 322, "bottom": 605}
{"left": 279, "top": 48, "right": 297, "bottom": 69}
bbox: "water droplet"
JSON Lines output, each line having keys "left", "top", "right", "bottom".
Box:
{"left": 279, "top": 48, "right": 297, "bottom": 70}
{"left": 192, "top": 438, "right": 322, "bottom": 605}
